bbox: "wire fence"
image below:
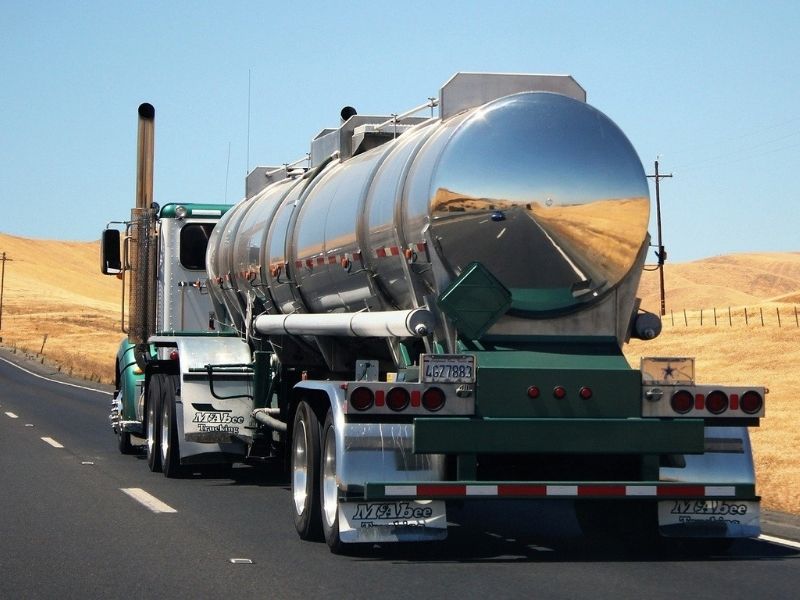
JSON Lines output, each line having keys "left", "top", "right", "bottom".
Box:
{"left": 663, "top": 305, "right": 800, "bottom": 327}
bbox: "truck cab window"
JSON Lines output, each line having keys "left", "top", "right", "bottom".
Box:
{"left": 180, "top": 223, "right": 214, "bottom": 270}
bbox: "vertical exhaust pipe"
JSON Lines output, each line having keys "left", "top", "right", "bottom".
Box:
{"left": 129, "top": 103, "right": 158, "bottom": 364}
{"left": 135, "top": 103, "right": 155, "bottom": 210}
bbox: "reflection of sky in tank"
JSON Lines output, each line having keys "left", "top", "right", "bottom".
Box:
{"left": 432, "top": 93, "right": 649, "bottom": 206}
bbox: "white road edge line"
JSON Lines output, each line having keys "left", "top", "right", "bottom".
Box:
{"left": 121, "top": 488, "right": 178, "bottom": 514}
{"left": 41, "top": 437, "right": 64, "bottom": 448}
{"left": 0, "top": 355, "right": 111, "bottom": 396}
{"left": 5, "top": 411, "right": 19, "bottom": 419}
{"left": 759, "top": 533, "right": 800, "bottom": 550}
{"left": 524, "top": 212, "right": 588, "bottom": 280}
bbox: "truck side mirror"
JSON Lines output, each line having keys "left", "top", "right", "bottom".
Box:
{"left": 101, "top": 229, "right": 122, "bottom": 275}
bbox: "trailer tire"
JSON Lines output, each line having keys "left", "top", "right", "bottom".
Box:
{"left": 576, "top": 499, "right": 659, "bottom": 548}
{"left": 146, "top": 375, "right": 162, "bottom": 473}
{"left": 160, "top": 374, "right": 183, "bottom": 478}
{"left": 321, "top": 409, "right": 344, "bottom": 553}
{"left": 678, "top": 537, "right": 736, "bottom": 556}
{"left": 291, "top": 401, "right": 323, "bottom": 540}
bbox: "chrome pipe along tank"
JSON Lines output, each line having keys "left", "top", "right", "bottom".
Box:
{"left": 209, "top": 75, "right": 650, "bottom": 341}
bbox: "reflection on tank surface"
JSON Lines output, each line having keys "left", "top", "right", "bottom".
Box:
{"left": 429, "top": 92, "right": 650, "bottom": 313}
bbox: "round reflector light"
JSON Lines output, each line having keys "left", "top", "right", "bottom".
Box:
{"left": 169, "top": 350, "right": 179, "bottom": 361}
{"left": 527, "top": 386, "right": 540, "bottom": 399}
{"left": 422, "top": 387, "right": 446, "bottom": 412}
{"left": 386, "top": 387, "right": 410, "bottom": 412}
{"left": 350, "top": 387, "right": 374, "bottom": 411}
{"left": 553, "top": 386, "right": 567, "bottom": 400}
{"left": 671, "top": 389, "right": 694, "bottom": 414}
{"left": 740, "top": 390, "right": 763, "bottom": 414}
{"left": 579, "top": 386, "right": 593, "bottom": 400}
{"left": 705, "top": 390, "right": 729, "bottom": 414}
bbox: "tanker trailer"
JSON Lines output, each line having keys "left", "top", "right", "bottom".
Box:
{"left": 103, "top": 73, "right": 765, "bottom": 553}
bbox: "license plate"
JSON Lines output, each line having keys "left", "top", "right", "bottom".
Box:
{"left": 421, "top": 354, "right": 476, "bottom": 383}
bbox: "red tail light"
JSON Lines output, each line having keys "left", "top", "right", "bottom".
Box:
{"left": 527, "top": 386, "right": 540, "bottom": 399}
{"left": 386, "top": 387, "right": 410, "bottom": 411}
{"left": 169, "top": 350, "right": 179, "bottom": 361}
{"left": 553, "top": 386, "right": 567, "bottom": 400}
{"left": 705, "top": 390, "right": 729, "bottom": 414}
{"left": 671, "top": 389, "right": 694, "bottom": 414}
{"left": 740, "top": 390, "right": 763, "bottom": 414}
{"left": 350, "top": 387, "right": 374, "bottom": 411}
{"left": 579, "top": 386, "right": 593, "bottom": 400}
{"left": 422, "top": 387, "right": 446, "bottom": 412}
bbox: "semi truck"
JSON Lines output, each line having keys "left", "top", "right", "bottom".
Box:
{"left": 102, "top": 72, "right": 765, "bottom": 552}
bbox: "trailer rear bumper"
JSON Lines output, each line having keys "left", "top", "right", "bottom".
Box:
{"left": 355, "top": 481, "right": 761, "bottom": 540}
{"left": 360, "top": 481, "right": 756, "bottom": 501}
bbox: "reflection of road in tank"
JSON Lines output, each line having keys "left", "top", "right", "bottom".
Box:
{"left": 432, "top": 207, "right": 589, "bottom": 289}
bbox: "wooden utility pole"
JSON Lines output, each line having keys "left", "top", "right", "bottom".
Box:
{"left": 647, "top": 160, "right": 672, "bottom": 316}
{"left": 0, "top": 252, "right": 12, "bottom": 331}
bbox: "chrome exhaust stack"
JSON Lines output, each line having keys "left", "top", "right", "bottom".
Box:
{"left": 129, "top": 103, "right": 158, "bottom": 362}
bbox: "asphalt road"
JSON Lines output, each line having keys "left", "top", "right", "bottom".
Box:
{"left": 1, "top": 348, "right": 798, "bottom": 600}
{"left": 433, "top": 208, "right": 591, "bottom": 289}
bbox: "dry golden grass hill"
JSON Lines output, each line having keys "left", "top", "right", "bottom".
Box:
{"left": 1, "top": 232, "right": 798, "bottom": 513}
{"left": 636, "top": 252, "right": 800, "bottom": 312}
{"left": 0, "top": 232, "right": 122, "bottom": 382}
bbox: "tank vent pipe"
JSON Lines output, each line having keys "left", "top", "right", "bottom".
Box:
{"left": 374, "top": 98, "right": 439, "bottom": 131}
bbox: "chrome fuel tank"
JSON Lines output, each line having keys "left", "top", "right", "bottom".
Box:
{"left": 210, "top": 76, "right": 650, "bottom": 336}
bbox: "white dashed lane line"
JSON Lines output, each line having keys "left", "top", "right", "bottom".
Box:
{"left": 121, "top": 488, "right": 178, "bottom": 514}
{"left": 41, "top": 437, "right": 64, "bottom": 448}
{"left": 5, "top": 411, "right": 19, "bottom": 419}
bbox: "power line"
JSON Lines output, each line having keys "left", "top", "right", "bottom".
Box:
{"left": 677, "top": 115, "right": 800, "bottom": 156}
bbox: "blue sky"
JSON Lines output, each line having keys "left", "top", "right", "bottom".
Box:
{"left": 1, "top": 1, "right": 798, "bottom": 262}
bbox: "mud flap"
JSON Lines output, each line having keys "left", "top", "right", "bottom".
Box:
{"left": 338, "top": 500, "right": 448, "bottom": 543}
{"left": 658, "top": 500, "right": 761, "bottom": 538}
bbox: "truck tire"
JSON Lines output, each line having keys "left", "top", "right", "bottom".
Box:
{"left": 321, "top": 409, "right": 344, "bottom": 553}
{"left": 114, "top": 361, "right": 135, "bottom": 455}
{"left": 160, "top": 374, "right": 183, "bottom": 478}
{"left": 146, "top": 375, "right": 162, "bottom": 473}
{"left": 117, "top": 429, "right": 135, "bottom": 455}
{"left": 291, "top": 401, "right": 322, "bottom": 540}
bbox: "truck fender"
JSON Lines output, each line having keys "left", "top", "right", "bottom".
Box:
{"left": 291, "top": 380, "right": 347, "bottom": 433}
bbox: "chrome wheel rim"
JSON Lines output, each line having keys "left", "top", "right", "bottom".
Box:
{"left": 322, "top": 425, "right": 337, "bottom": 529}
{"left": 160, "top": 398, "right": 169, "bottom": 464}
{"left": 146, "top": 402, "right": 155, "bottom": 456}
{"left": 292, "top": 419, "right": 308, "bottom": 516}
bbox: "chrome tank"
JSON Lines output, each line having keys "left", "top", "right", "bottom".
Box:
{"left": 209, "top": 90, "right": 649, "bottom": 334}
